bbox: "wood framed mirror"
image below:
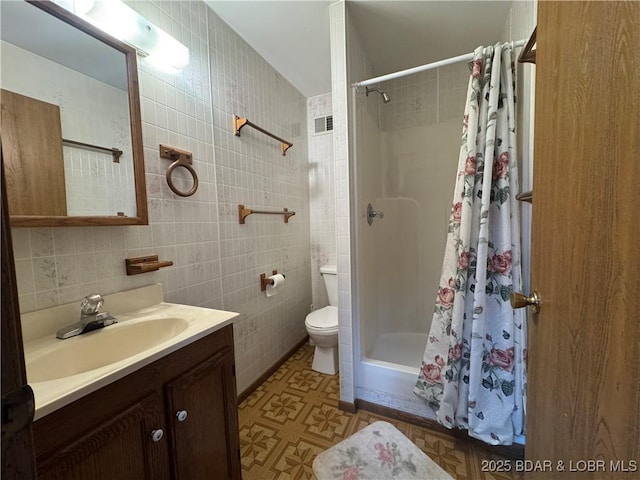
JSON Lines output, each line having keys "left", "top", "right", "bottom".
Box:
{"left": 0, "top": 0, "right": 147, "bottom": 227}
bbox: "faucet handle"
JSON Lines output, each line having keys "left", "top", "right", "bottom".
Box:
{"left": 81, "top": 293, "right": 104, "bottom": 315}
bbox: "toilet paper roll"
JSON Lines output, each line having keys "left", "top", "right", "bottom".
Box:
{"left": 265, "top": 273, "right": 285, "bottom": 297}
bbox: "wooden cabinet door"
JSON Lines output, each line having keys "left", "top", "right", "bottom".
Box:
{"left": 527, "top": 1, "right": 640, "bottom": 477}
{"left": 37, "top": 394, "right": 170, "bottom": 480}
{"left": 1, "top": 89, "right": 67, "bottom": 216}
{"left": 164, "top": 347, "right": 241, "bottom": 480}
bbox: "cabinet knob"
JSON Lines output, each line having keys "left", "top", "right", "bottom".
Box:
{"left": 151, "top": 429, "right": 164, "bottom": 442}
{"left": 176, "top": 410, "right": 188, "bottom": 422}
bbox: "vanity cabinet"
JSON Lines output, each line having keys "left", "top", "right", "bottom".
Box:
{"left": 33, "top": 325, "right": 241, "bottom": 480}
{"left": 36, "top": 393, "right": 170, "bottom": 480}
{"left": 164, "top": 349, "right": 237, "bottom": 479}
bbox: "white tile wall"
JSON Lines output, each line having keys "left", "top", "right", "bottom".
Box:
{"left": 329, "top": 0, "right": 355, "bottom": 404}
{"left": 380, "top": 70, "right": 438, "bottom": 130}
{"left": 379, "top": 60, "right": 490, "bottom": 132}
{"left": 308, "top": 93, "right": 336, "bottom": 309}
{"left": 10, "top": 0, "right": 311, "bottom": 396}
{"left": 207, "top": 10, "right": 311, "bottom": 393}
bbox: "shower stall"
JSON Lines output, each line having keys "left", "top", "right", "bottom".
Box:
{"left": 351, "top": 63, "right": 471, "bottom": 416}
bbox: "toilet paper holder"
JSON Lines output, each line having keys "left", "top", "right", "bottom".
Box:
{"left": 260, "top": 270, "right": 286, "bottom": 291}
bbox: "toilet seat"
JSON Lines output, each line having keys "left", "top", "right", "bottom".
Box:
{"left": 305, "top": 306, "right": 338, "bottom": 332}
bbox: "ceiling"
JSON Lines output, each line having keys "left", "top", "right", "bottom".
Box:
{"left": 205, "top": 1, "right": 332, "bottom": 97}
{"left": 205, "top": 1, "right": 514, "bottom": 98}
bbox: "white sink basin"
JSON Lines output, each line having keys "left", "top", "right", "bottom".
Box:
{"left": 26, "top": 317, "right": 189, "bottom": 382}
{"left": 21, "top": 285, "right": 239, "bottom": 420}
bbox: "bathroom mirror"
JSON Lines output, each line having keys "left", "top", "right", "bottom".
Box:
{"left": 0, "top": 0, "right": 147, "bottom": 227}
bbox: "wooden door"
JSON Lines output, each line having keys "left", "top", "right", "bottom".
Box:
{"left": 164, "top": 343, "right": 241, "bottom": 480}
{"left": 1, "top": 155, "right": 37, "bottom": 477}
{"left": 527, "top": 2, "right": 640, "bottom": 478}
{"left": 36, "top": 394, "right": 170, "bottom": 480}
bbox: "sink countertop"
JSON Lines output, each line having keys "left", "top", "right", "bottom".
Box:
{"left": 22, "top": 285, "right": 239, "bottom": 420}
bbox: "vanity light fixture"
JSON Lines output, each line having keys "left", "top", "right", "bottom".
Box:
{"left": 54, "top": 0, "right": 189, "bottom": 72}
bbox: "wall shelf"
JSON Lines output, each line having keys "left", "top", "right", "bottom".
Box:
{"left": 125, "top": 255, "right": 173, "bottom": 275}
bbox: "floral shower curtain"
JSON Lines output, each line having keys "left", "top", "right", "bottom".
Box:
{"left": 414, "top": 44, "right": 527, "bottom": 445}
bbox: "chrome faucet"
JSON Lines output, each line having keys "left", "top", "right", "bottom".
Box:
{"left": 56, "top": 293, "right": 117, "bottom": 339}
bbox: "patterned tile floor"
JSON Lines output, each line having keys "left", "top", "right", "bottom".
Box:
{"left": 238, "top": 344, "right": 523, "bottom": 480}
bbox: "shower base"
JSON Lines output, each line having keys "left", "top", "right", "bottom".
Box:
{"left": 367, "top": 332, "right": 428, "bottom": 367}
{"left": 357, "top": 331, "right": 436, "bottom": 420}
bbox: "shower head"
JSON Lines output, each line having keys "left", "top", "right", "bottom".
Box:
{"left": 365, "top": 86, "right": 391, "bottom": 103}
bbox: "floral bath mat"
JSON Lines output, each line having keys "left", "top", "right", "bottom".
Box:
{"left": 312, "top": 421, "right": 454, "bottom": 479}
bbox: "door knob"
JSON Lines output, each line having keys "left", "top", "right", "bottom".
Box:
{"left": 510, "top": 291, "right": 541, "bottom": 313}
{"left": 151, "top": 429, "right": 164, "bottom": 442}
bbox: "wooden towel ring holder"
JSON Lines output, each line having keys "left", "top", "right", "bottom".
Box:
{"left": 160, "top": 144, "right": 198, "bottom": 197}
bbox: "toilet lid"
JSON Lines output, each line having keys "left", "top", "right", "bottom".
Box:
{"left": 305, "top": 306, "right": 338, "bottom": 329}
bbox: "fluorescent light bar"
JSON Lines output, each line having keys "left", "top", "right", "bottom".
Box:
{"left": 55, "top": 0, "right": 189, "bottom": 72}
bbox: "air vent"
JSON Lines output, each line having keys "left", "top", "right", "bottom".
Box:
{"left": 313, "top": 115, "right": 333, "bottom": 135}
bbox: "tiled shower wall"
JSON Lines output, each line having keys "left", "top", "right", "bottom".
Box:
{"left": 380, "top": 62, "right": 469, "bottom": 131}
{"left": 10, "top": 0, "right": 311, "bottom": 395}
{"left": 307, "top": 93, "right": 336, "bottom": 309}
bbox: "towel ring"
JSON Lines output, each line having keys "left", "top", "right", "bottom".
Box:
{"left": 166, "top": 160, "right": 198, "bottom": 197}
{"left": 160, "top": 144, "right": 198, "bottom": 197}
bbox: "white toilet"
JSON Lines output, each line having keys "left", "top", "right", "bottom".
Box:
{"left": 305, "top": 265, "right": 339, "bottom": 375}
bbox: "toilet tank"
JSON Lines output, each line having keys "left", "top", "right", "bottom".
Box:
{"left": 320, "top": 265, "right": 338, "bottom": 306}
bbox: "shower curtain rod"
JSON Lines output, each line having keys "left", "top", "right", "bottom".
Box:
{"left": 353, "top": 38, "right": 527, "bottom": 88}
